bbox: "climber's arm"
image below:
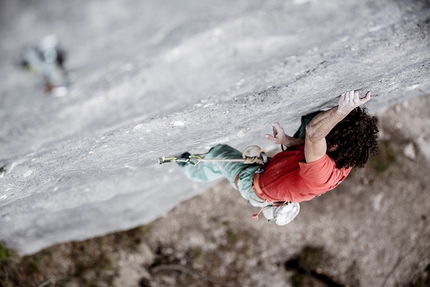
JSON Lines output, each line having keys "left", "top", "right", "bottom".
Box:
{"left": 304, "top": 90, "right": 371, "bottom": 163}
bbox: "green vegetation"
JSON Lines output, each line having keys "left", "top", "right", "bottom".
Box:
{"left": 297, "top": 246, "right": 325, "bottom": 270}
{"left": 285, "top": 246, "right": 345, "bottom": 287}
{"left": 189, "top": 247, "right": 203, "bottom": 260}
{"left": 0, "top": 225, "right": 152, "bottom": 287}
{"left": 0, "top": 243, "right": 12, "bottom": 263}
{"left": 0, "top": 243, "right": 20, "bottom": 287}
{"left": 368, "top": 139, "right": 397, "bottom": 173}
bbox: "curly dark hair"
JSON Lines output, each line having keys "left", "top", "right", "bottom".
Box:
{"left": 325, "top": 107, "right": 379, "bottom": 169}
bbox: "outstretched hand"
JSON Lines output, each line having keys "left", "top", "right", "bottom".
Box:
{"left": 337, "top": 90, "right": 371, "bottom": 114}
{"left": 265, "top": 122, "right": 304, "bottom": 148}
{"left": 265, "top": 122, "right": 287, "bottom": 145}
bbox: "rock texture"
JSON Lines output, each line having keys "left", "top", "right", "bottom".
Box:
{"left": 0, "top": 0, "right": 429, "bottom": 254}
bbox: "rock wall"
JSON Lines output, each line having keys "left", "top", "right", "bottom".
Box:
{"left": 0, "top": 0, "right": 429, "bottom": 254}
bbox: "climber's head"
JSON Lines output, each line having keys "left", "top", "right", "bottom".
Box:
{"left": 326, "top": 107, "right": 379, "bottom": 169}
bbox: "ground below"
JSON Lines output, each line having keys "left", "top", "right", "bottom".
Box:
{"left": 1, "top": 95, "right": 430, "bottom": 287}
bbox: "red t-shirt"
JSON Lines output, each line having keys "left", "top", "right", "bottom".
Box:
{"left": 258, "top": 146, "right": 351, "bottom": 202}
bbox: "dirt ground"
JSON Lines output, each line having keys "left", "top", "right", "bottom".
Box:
{"left": 1, "top": 95, "right": 430, "bottom": 287}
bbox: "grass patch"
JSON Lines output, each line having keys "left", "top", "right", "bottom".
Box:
{"left": 0, "top": 243, "right": 12, "bottom": 264}
{"left": 0, "top": 244, "right": 21, "bottom": 287}
{"left": 368, "top": 139, "right": 397, "bottom": 173}
{"left": 189, "top": 247, "right": 203, "bottom": 260}
{"left": 285, "top": 246, "right": 344, "bottom": 287}
{"left": 0, "top": 224, "right": 152, "bottom": 287}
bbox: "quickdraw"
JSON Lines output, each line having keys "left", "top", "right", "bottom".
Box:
{"left": 158, "top": 145, "right": 268, "bottom": 166}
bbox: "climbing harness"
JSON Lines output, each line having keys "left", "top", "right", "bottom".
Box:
{"left": 158, "top": 145, "right": 268, "bottom": 166}
{"left": 247, "top": 165, "right": 300, "bottom": 224}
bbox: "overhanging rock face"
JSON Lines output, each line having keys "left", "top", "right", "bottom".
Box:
{"left": 0, "top": 0, "right": 429, "bottom": 254}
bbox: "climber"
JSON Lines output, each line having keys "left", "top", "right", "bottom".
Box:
{"left": 173, "top": 90, "right": 379, "bottom": 224}
{"left": 22, "top": 34, "right": 68, "bottom": 97}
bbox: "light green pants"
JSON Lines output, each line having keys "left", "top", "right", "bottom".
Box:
{"left": 178, "top": 144, "right": 266, "bottom": 207}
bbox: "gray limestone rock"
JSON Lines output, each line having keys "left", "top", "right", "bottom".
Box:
{"left": 0, "top": 0, "right": 429, "bottom": 254}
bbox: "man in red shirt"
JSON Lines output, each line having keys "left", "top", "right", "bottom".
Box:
{"left": 175, "top": 90, "right": 379, "bottom": 224}
{"left": 260, "top": 90, "right": 378, "bottom": 203}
